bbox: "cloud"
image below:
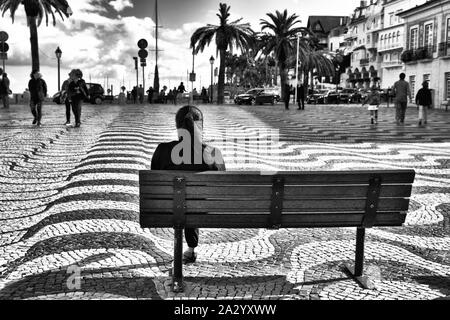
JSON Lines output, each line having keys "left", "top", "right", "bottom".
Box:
{"left": 109, "top": 0, "right": 134, "bottom": 12}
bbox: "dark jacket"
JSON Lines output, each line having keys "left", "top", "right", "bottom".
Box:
{"left": 0, "top": 76, "right": 10, "bottom": 95}
{"left": 151, "top": 140, "right": 226, "bottom": 172}
{"left": 28, "top": 78, "right": 48, "bottom": 102}
{"left": 68, "top": 79, "right": 89, "bottom": 101}
{"left": 297, "top": 85, "right": 305, "bottom": 100}
{"left": 415, "top": 88, "right": 432, "bottom": 106}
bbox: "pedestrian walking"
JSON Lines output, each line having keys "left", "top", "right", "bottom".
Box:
{"left": 392, "top": 73, "right": 412, "bottom": 125}
{"left": 131, "top": 86, "right": 137, "bottom": 104}
{"left": 147, "top": 86, "right": 154, "bottom": 104}
{"left": 28, "top": 70, "right": 47, "bottom": 127}
{"left": 138, "top": 85, "right": 144, "bottom": 104}
{"left": 362, "top": 85, "right": 381, "bottom": 125}
{"left": 172, "top": 87, "right": 178, "bottom": 105}
{"left": 297, "top": 83, "right": 305, "bottom": 110}
{"left": 61, "top": 76, "right": 72, "bottom": 125}
{"left": 0, "top": 70, "right": 11, "bottom": 109}
{"left": 415, "top": 81, "right": 432, "bottom": 126}
{"left": 150, "top": 105, "right": 226, "bottom": 264}
{"left": 67, "top": 69, "right": 89, "bottom": 128}
{"left": 283, "top": 83, "right": 291, "bottom": 110}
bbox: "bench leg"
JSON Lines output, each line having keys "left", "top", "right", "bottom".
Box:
{"left": 172, "top": 227, "right": 184, "bottom": 293}
{"left": 344, "top": 227, "right": 375, "bottom": 289}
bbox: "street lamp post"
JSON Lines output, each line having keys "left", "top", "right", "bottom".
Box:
{"left": 209, "top": 56, "right": 215, "bottom": 104}
{"left": 55, "top": 47, "right": 62, "bottom": 91}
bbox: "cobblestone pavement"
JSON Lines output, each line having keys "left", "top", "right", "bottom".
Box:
{"left": 0, "top": 103, "right": 449, "bottom": 300}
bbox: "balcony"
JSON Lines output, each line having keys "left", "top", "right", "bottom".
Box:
{"left": 381, "top": 61, "right": 403, "bottom": 68}
{"left": 401, "top": 45, "right": 436, "bottom": 63}
{"left": 438, "top": 42, "right": 450, "bottom": 58}
{"left": 378, "top": 42, "right": 403, "bottom": 53}
{"left": 360, "top": 58, "right": 369, "bottom": 66}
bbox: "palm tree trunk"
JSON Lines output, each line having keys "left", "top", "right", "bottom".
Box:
{"left": 218, "top": 49, "right": 226, "bottom": 104}
{"left": 279, "top": 62, "right": 287, "bottom": 100}
{"left": 28, "top": 16, "right": 40, "bottom": 71}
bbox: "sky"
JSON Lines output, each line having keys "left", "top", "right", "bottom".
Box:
{"left": 0, "top": 0, "right": 360, "bottom": 95}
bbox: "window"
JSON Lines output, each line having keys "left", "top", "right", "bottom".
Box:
{"left": 330, "top": 43, "right": 333, "bottom": 51}
{"left": 380, "top": 35, "right": 384, "bottom": 47}
{"left": 424, "top": 23, "right": 433, "bottom": 48}
{"left": 446, "top": 73, "right": 450, "bottom": 99}
{"left": 389, "top": 13, "right": 394, "bottom": 25}
{"left": 410, "top": 76, "right": 416, "bottom": 97}
{"left": 410, "top": 27, "right": 418, "bottom": 49}
{"left": 447, "top": 18, "right": 450, "bottom": 42}
{"left": 388, "top": 33, "right": 392, "bottom": 45}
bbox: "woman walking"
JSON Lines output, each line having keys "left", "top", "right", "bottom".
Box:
{"left": 415, "top": 81, "right": 432, "bottom": 126}
{"left": 28, "top": 70, "right": 48, "bottom": 127}
{"left": 67, "top": 69, "right": 89, "bottom": 128}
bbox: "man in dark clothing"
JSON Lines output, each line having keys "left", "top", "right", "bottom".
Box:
{"left": 28, "top": 70, "right": 47, "bottom": 127}
{"left": 178, "top": 82, "right": 186, "bottom": 94}
{"left": 415, "top": 81, "right": 432, "bottom": 126}
{"left": 147, "top": 86, "right": 154, "bottom": 104}
{"left": 151, "top": 106, "right": 225, "bottom": 264}
{"left": 131, "top": 87, "right": 137, "bottom": 104}
{"left": 297, "top": 83, "right": 305, "bottom": 110}
{"left": 0, "top": 71, "right": 11, "bottom": 109}
{"left": 283, "top": 83, "right": 291, "bottom": 110}
{"left": 392, "top": 73, "right": 412, "bottom": 124}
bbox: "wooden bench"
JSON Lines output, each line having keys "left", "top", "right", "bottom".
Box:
{"left": 139, "top": 170, "right": 415, "bottom": 292}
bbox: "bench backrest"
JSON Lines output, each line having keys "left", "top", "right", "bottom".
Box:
{"left": 139, "top": 170, "right": 415, "bottom": 229}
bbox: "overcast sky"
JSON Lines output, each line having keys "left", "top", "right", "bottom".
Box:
{"left": 0, "top": 0, "right": 360, "bottom": 95}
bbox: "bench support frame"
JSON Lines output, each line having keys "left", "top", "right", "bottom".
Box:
{"left": 344, "top": 177, "right": 381, "bottom": 290}
{"left": 172, "top": 177, "right": 187, "bottom": 293}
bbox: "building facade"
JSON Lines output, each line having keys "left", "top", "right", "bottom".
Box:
{"left": 399, "top": 0, "right": 450, "bottom": 108}
{"left": 345, "top": 0, "right": 384, "bottom": 89}
{"left": 378, "top": 0, "right": 426, "bottom": 89}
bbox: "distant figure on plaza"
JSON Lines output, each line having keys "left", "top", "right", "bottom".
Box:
{"left": 138, "top": 85, "right": 144, "bottom": 104}
{"left": 147, "top": 86, "right": 154, "bottom": 104}
{"left": 172, "top": 87, "right": 178, "bottom": 105}
{"left": 392, "top": 73, "right": 412, "bottom": 125}
{"left": 0, "top": 70, "right": 11, "bottom": 109}
{"left": 283, "top": 83, "right": 291, "bottom": 110}
{"left": 67, "top": 69, "right": 89, "bottom": 128}
{"left": 362, "top": 85, "right": 381, "bottom": 125}
{"left": 150, "top": 105, "right": 226, "bottom": 264}
{"left": 201, "top": 87, "right": 208, "bottom": 103}
{"left": 22, "top": 88, "right": 30, "bottom": 103}
{"left": 131, "top": 86, "right": 137, "bottom": 104}
{"left": 61, "top": 76, "right": 72, "bottom": 125}
{"left": 415, "top": 81, "right": 432, "bottom": 127}
{"left": 178, "top": 82, "right": 186, "bottom": 94}
{"left": 28, "top": 70, "right": 47, "bottom": 127}
{"left": 192, "top": 88, "right": 198, "bottom": 97}
{"left": 297, "top": 83, "right": 305, "bottom": 110}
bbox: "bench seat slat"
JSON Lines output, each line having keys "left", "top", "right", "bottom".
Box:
{"left": 140, "top": 212, "right": 406, "bottom": 228}
{"left": 140, "top": 170, "right": 415, "bottom": 184}
{"left": 140, "top": 185, "right": 412, "bottom": 199}
{"left": 140, "top": 198, "right": 410, "bottom": 212}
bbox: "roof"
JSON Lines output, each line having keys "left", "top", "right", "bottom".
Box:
{"left": 307, "top": 16, "right": 348, "bottom": 34}
{"left": 397, "top": 0, "right": 442, "bottom": 17}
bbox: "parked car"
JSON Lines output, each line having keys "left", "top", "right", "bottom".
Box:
{"left": 339, "top": 88, "right": 362, "bottom": 103}
{"left": 306, "top": 89, "right": 340, "bottom": 104}
{"left": 86, "top": 83, "right": 105, "bottom": 105}
{"left": 234, "top": 88, "right": 277, "bottom": 105}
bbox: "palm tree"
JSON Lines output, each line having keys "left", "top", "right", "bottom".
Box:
{"left": 260, "top": 10, "right": 312, "bottom": 98}
{"left": 0, "top": 0, "right": 72, "bottom": 71}
{"left": 190, "top": 3, "right": 254, "bottom": 104}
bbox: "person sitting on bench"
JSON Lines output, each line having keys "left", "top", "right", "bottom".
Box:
{"left": 150, "top": 105, "right": 226, "bottom": 264}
